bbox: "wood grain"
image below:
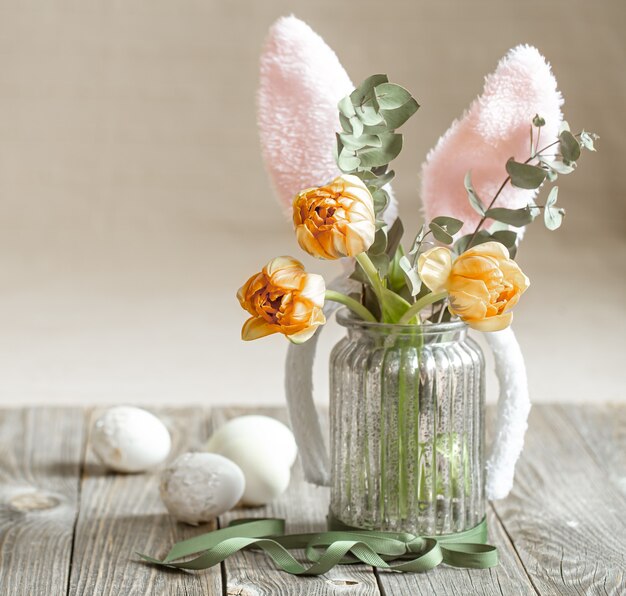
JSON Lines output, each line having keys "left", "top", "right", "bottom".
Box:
{"left": 213, "top": 406, "right": 381, "bottom": 596}
{"left": 491, "top": 405, "right": 626, "bottom": 595}
{"left": 67, "top": 407, "right": 222, "bottom": 596}
{"left": 0, "top": 407, "right": 85, "bottom": 596}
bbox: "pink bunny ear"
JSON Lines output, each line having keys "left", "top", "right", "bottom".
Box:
{"left": 257, "top": 16, "right": 398, "bottom": 223}
{"left": 421, "top": 45, "right": 563, "bottom": 232}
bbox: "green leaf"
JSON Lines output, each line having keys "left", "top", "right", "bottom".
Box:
{"left": 387, "top": 244, "right": 407, "bottom": 293}
{"left": 357, "top": 133, "right": 403, "bottom": 168}
{"left": 385, "top": 218, "right": 404, "bottom": 258}
{"left": 491, "top": 230, "right": 518, "bottom": 258}
{"left": 369, "top": 225, "right": 388, "bottom": 255}
{"left": 543, "top": 186, "right": 564, "bottom": 230}
{"left": 429, "top": 221, "right": 454, "bottom": 244}
{"left": 380, "top": 98, "right": 419, "bottom": 130}
{"left": 338, "top": 96, "right": 356, "bottom": 118}
{"left": 370, "top": 253, "right": 390, "bottom": 278}
{"left": 398, "top": 255, "right": 421, "bottom": 296}
{"left": 454, "top": 230, "right": 491, "bottom": 254}
{"left": 559, "top": 130, "right": 581, "bottom": 163}
{"left": 506, "top": 158, "right": 547, "bottom": 189}
{"left": 580, "top": 131, "right": 598, "bottom": 152}
{"left": 464, "top": 171, "right": 486, "bottom": 216}
{"left": 337, "top": 149, "right": 360, "bottom": 172}
{"left": 350, "top": 74, "right": 389, "bottom": 106}
{"left": 354, "top": 103, "right": 385, "bottom": 126}
{"left": 431, "top": 216, "right": 463, "bottom": 236}
{"left": 380, "top": 286, "right": 412, "bottom": 323}
{"left": 339, "top": 113, "right": 352, "bottom": 134}
{"left": 339, "top": 133, "right": 382, "bottom": 151}
{"left": 371, "top": 188, "right": 390, "bottom": 214}
{"left": 374, "top": 83, "right": 413, "bottom": 110}
{"left": 349, "top": 116, "right": 364, "bottom": 138}
{"left": 540, "top": 158, "right": 575, "bottom": 175}
{"left": 533, "top": 114, "right": 546, "bottom": 127}
{"left": 485, "top": 206, "right": 535, "bottom": 227}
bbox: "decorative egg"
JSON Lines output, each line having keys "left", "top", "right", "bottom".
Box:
{"left": 91, "top": 406, "right": 171, "bottom": 473}
{"left": 214, "top": 440, "right": 291, "bottom": 506}
{"left": 206, "top": 415, "right": 298, "bottom": 468}
{"left": 159, "top": 452, "right": 245, "bottom": 525}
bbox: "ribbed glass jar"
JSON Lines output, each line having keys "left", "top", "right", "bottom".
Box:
{"left": 329, "top": 309, "right": 485, "bottom": 536}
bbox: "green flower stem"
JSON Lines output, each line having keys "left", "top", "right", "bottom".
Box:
{"left": 324, "top": 290, "right": 377, "bottom": 323}
{"left": 355, "top": 253, "right": 385, "bottom": 304}
{"left": 398, "top": 291, "right": 448, "bottom": 325}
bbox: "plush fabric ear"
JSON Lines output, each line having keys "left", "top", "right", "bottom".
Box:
{"left": 420, "top": 45, "right": 563, "bottom": 233}
{"left": 258, "top": 15, "right": 397, "bottom": 223}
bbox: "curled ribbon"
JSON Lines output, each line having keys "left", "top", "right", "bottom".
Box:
{"left": 139, "top": 517, "right": 498, "bottom": 575}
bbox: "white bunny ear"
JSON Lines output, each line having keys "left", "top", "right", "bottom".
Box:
{"left": 258, "top": 16, "right": 398, "bottom": 224}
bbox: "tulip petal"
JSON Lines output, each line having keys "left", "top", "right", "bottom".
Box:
{"left": 287, "top": 325, "right": 321, "bottom": 344}
{"left": 449, "top": 289, "right": 488, "bottom": 321}
{"left": 241, "top": 317, "right": 279, "bottom": 341}
{"left": 464, "top": 241, "right": 510, "bottom": 261}
{"left": 467, "top": 312, "right": 513, "bottom": 332}
{"left": 417, "top": 247, "right": 453, "bottom": 293}
{"left": 264, "top": 255, "right": 303, "bottom": 277}
{"left": 299, "top": 273, "right": 326, "bottom": 306}
{"left": 344, "top": 221, "right": 375, "bottom": 256}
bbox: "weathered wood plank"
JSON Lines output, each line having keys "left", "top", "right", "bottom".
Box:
{"left": 375, "top": 505, "right": 537, "bottom": 595}
{"left": 555, "top": 404, "right": 626, "bottom": 500}
{"left": 0, "top": 407, "right": 85, "bottom": 596}
{"left": 68, "top": 407, "right": 222, "bottom": 596}
{"left": 213, "top": 406, "right": 381, "bottom": 596}
{"left": 492, "top": 405, "right": 626, "bottom": 595}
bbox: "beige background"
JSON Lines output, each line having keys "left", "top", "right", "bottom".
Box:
{"left": 0, "top": 0, "right": 623, "bottom": 406}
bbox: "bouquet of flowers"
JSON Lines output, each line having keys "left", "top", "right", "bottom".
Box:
{"left": 237, "top": 77, "right": 596, "bottom": 344}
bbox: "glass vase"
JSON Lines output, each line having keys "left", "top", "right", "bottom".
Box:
{"left": 329, "top": 308, "right": 485, "bottom": 535}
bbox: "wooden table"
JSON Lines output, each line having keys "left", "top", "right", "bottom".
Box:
{"left": 0, "top": 405, "right": 624, "bottom": 595}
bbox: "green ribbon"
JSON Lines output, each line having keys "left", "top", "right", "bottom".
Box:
{"left": 139, "top": 516, "right": 498, "bottom": 575}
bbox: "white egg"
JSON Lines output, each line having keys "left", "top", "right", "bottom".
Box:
{"left": 91, "top": 406, "right": 171, "bottom": 473}
{"left": 214, "top": 440, "right": 291, "bottom": 506}
{"left": 206, "top": 415, "right": 297, "bottom": 468}
{"left": 160, "top": 452, "right": 245, "bottom": 525}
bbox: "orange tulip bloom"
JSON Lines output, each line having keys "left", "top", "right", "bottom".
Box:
{"left": 237, "top": 256, "right": 326, "bottom": 343}
{"left": 418, "top": 242, "right": 529, "bottom": 331}
{"left": 293, "top": 174, "right": 375, "bottom": 259}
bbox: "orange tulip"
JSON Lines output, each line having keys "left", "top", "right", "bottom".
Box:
{"left": 418, "top": 242, "right": 529, "bottom": 331}
{"left": 293, "top": 174, "right": 375, "bottom": 259}
{"left": 237, "top": 256, "right": 326, "bottom": 343}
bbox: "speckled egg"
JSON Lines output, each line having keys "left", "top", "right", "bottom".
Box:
{"left": 159, "top": 452, "right": 245, "bottom": 525}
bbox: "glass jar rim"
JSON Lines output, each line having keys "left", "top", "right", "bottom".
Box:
{"left": 335, "top": 307, "right": 468, "bottom": 335}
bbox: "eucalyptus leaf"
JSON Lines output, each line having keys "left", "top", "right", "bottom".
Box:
{"left": 375, "top": 83, "right": 413, "bottom": 110}
{"left": 543, "top": 186, "right": 564, "bottom": 230}
{"left": 369, "top": 225, "right": 388, "bottom": 255}
{"left": 429, "top": 221, "right": 454, "bottom": 244}
{"left": 431, "top": 216, "right": 463, "bottom": 236}
{"left": 464, "top": 171, "right": 486, "bottom": 216}
{"left": 338, "top": 96, "right": 356, "bottom": 118}
{"left": 454, "top": 230, "right": 491, "bottom": 254}
{"left": 385, "top": 218, "right": 404, "bottom": 258}
{"left": 540, "top": 158, "right": 575, "bottom": 175}
{"left": 491, "top": 230, "right": 518, "bottom": 258}
{"left": 349, "top": 116, "right": 364, "bottom": 138}
{"left": 485, "top": 206, "right": 535, "bottom": 227}
{"left": 380, "top": 98, "right": 419, "bottom": 130}
{"left": 398, "top": 255, "right": 422, "bottom": 296}
{"left": 339, "top": 113, "right": 352, "bottom": 134}
{"left": 580, "top": 131, "right": 597, "bottom": 152}
{"left": 532, "top": 114, "right": 546, "bottom": 127}
{"left": 559, "top": 130, "right": 581, "bottom": 163}
{"left": 371, "top": 188, "right": 390, "bottom": 214}
{"left": 506, "top": 158, "right": 547, "bottom": 189}
{"left": 354, "top": 104, "right": 384, "bottom": 126}
{"left": 338, "top": 149, "right": 360, "bottom": 172}
{"left": 350, "top": 74, "right": 389, "bottom": 107}
{"left": 339, "top": 133, "right": 382, "bottom": 151}
{"left": 369, "top": 253, "right": 390, "bottom": 278}
{"left": 357, "top": 133, "right": 403, "bottom": 168}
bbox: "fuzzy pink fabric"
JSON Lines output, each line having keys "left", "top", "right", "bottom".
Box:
{"left": 258, "top": 16, "right": 398, "bottom": 223}
{"left": 421, "top": 45, "right": 563, "bottom": 233}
